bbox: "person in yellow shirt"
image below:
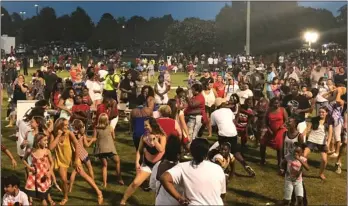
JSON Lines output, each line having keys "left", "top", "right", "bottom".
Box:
{"left": 103, "top": 66, "right": 120, "bottom": 102}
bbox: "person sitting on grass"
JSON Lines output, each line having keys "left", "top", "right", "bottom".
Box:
{"left": 209, "top": 142, "right": 235, "bottom": 185}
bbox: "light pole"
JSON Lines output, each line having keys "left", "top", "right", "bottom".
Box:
{"left": 304, "top": 31, "right": 319, "bottom": 49}
{"left": 19, "top": 11, "right": 26, "bottom": 19}
{"left": 246, "top": 1, "right": 251, "bottom": 56}
{"left": 34, "top": 4, "right": 39, "bottom": 15}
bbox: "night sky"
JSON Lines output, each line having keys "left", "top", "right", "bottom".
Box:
{"left": 2, "top": 1, "right": 347, "bottom": 22}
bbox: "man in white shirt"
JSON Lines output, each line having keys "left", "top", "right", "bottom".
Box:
{"left": 284, "top": 67, "right": 300, "bottom": 83}
{"left": 210, "top": 98, "right": 256, "bottom": 177}
{"left": 2, "top": 175, "right": 29, "bottom": 206}
{"left": 161, "top": 138, "right": 226, "bottom": 205}
{"left": 7, "top": 54, "right": 16, "bottom": 62}
{"left": 213, "top": 56, "right": 219, "bottom": 66}
{"left": 208, "top": 56, "right": 214, "bottom": 71}
{"left": 279, "top": 55, "right": 284, "bottom": 64}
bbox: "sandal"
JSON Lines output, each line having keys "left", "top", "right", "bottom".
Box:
{"left": 49, "top": 200, "right": 56, "bottom": 206}
{"left": 55, "top": 183, "right": 62, "bottom": 192}
{"left": 118, "top": 179, "right": 125, "bottom": 186}
{"left": 59, "top": 198, "right": 68, "bottom": 205}
{"left": 98, "top": 194, "right": 104, "bottom": 205}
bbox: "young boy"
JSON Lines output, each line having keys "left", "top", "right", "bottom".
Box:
{"left": 280, "top": 145, "right": 309, "bottom": 206}
{"left": 2, "top": 175, "right": 29, "bottom": 206}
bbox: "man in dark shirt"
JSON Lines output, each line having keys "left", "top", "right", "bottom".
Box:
{"left": 334, "top": 67, "right": 346, "bottom": 86}
{"left": 282, "top": 84, "right": 311, "bottom": 122}
{"left": 22, "top": 56, "right": 28, "bottom": 76}
{"left": 4, "top": 65, "right": 17, "bottom": 101}
{"left": 199, "top": 69, "right": 214, "bottom": 85}
{"left": 43, "top": 67, "right": 58, "bottom": 100}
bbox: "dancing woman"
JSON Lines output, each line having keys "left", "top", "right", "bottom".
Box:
{"left": 49, "top": 118, "right": 103, "bottom": 205}
{"left": 120, "top": 117, "right": 166, "bottom": 205}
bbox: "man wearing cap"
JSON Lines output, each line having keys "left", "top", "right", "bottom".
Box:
{"left": 103, "top": 66, "right": 120, "bottom": 102}
{"left": 209, "top": 98, "right": 256, "bottom": 177}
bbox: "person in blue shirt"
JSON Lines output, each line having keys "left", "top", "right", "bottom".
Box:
{"left": 226, "top": 55, "right": 233, "bottom": 70}
{"left": 136, "top": 64, "right": 144, "bottom": 72}
{"left": 159, "top": 61, "right": 167, "bottom": 74}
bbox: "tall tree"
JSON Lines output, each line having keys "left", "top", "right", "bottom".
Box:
{"left": 88, "top": 13, "right": 119, "bottom": 49}
{"left": 164, "top": 18, "right": 216, "bottom": 53}
{"left": 1, "top": 7, "right": 12, "bottom": 35}
{"left": 37, "top": 7, "right": 58, "bottom": 43}
{"left": 70, "top": 7, "right": 94, "bottom": 42}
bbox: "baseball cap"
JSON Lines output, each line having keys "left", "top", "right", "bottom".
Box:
{"left": 215, "top": 98, "right": 226, "bottom": 107}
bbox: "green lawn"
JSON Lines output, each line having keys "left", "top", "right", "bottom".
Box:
{"left": 1, "top": 68, "right": 346, "bottom": 205}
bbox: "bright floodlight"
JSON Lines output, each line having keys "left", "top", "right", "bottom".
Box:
{"left": 304, "top": 31, "right": 318, "bottom": 43}
{"left": 34, "top": 4, "right": 39, "bottom": 7}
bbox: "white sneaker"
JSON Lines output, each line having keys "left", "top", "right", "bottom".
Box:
{"left": 5, "top": 117, "right": 9, "bottom": 121}
{"left": 124, "top": 117, "right": 129, "bottom": 122}
{"left": 7, "top": 98, "right": 11, "bottom": 102}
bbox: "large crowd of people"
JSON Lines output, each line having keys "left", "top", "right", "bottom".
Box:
{"left": 0, "top": 47, "right": 347, "bottom": 205}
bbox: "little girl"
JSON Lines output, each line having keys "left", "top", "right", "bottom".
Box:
{"left": 21, "top": 117, "right": 61, "bottom": 193}
{"left": 22, "top": 133, "right": 55, "bottom": 205}
{"left": 69, "top": 119, "right": 97, "bottom": 192}
{"left": 94, "top": 113, "right": 123, "bottom": 188}
{"left": 271, "top": 77, "right": 281, "bottom": 97}
{"left": 235, "top": 98, "right": 254, "bottom": 154}
{"left": 280, "top": 145, "right": 309, "bottom": 206}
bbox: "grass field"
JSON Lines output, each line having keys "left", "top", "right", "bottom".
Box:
{"left": 1, "top": 68, "right": 346, "bottom": 205}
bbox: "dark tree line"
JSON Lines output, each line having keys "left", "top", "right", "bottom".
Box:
{"left": 1, "top": 2, "right": 347, "bottom": 55}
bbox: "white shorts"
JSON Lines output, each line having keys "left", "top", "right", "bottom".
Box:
{"left": 140, "top": 163, "right": 152, "bottom": 173}
{"left": 155, "top": 95, "right": 168, "bottom": 105}
{"left": 284, "top": 180, "right": 303, "bottom": 200}
{"left": 334, "top": 123, "right": 343, "bottom": 142}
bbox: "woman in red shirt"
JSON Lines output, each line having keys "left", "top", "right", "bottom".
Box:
{"left": 50, "top": 79, "right": 64, "bottom": 120}
{"left": 156, "top": 105, "right": 182, "bottom": 140}
{"left": 213, "top": 75, "right": 226, "bottom": 98}
{"left": 184, "top": 83, "right": 207, "bottom": 141}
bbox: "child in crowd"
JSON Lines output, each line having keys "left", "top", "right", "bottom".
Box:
{"left": 280, "top": 144, "right": 309, "bottom": 206}
{"left": 94, "top": 113, "right": 123, "bottom": 188}
{"left": 69, "top": 119, "right": 97, "bottom": 192}
{"left": 271, "top": 77, "right": 281, "bottom": 98}
{"left": 70, "top": 95, "right": 90, "bottom": 124}
{"left": 235, "top": 98, "right": 254, "bottom": 154}
{"left": 82, "top": 87, "right": 93, "bottom": 106}
{"left": 2, "top": 175, "right": 29, "bottom": 206}
{"left": 22, "top": 133, "right": 55, "bottom": 205}
{"left": 209, "top": 142, "right": 235, "bottom": 185}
